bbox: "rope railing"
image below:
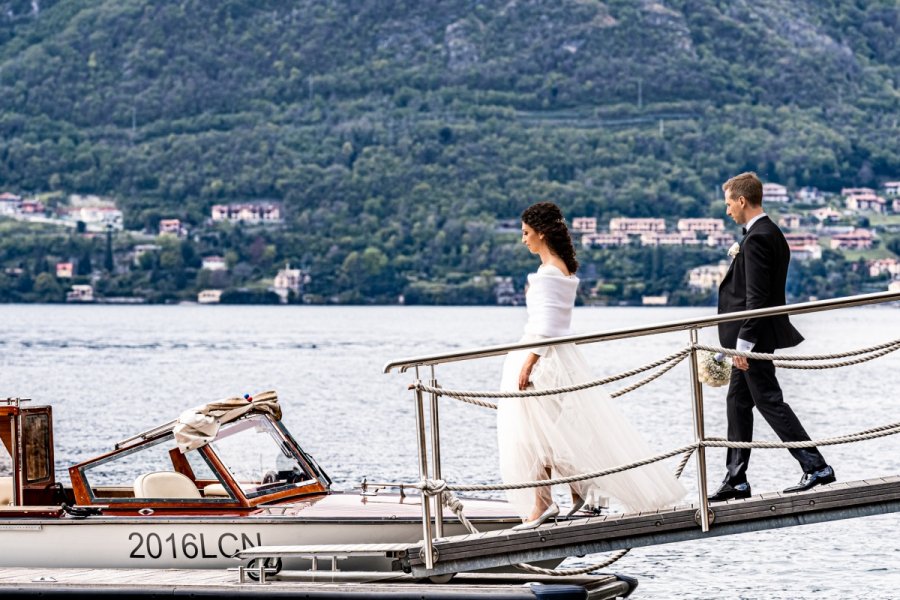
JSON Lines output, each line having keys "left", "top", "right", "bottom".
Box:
{"left": 408, "top": 334, "right": 900, "bottom": 575}
{"left": 419, "top": 420, "right": 900, "bottom": 497}
{"left": 695, "top": 338, "right": 900, "bottom": 370}
{"left": 412, "top": 348, "right": 691, "bottom": 410}
{"left": 415, "top": 338, "right": 900, "bottom": 409}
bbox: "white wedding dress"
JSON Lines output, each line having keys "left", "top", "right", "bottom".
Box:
{"left": 498, "top": 264, "right": 686, "bottom": 518}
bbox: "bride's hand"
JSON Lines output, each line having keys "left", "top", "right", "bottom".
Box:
{"left": 518, "top": 353, "right": 540, "bottom": 390}
{"left": 518, "top": 366, "right": 531, "bottom": 390}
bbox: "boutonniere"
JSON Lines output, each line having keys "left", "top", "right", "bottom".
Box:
{"left": 727, "top": 242, "right": 741, "bottom": 259}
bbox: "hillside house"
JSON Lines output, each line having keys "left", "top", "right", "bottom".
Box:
{"left": 0, "top": 192, "right": 20, "bottom": 214}
{"left": 842, "top": 187, "right": 876, "bottom": 197}
{"left": 811, "top": 207, "right": 842, "bottom": 223}
{"left": 211, "top": 202, "right": 282, "bottom": 223}
{"left": 763, "top": 183, "right": 790, "bottom": 203}
{"left": 273, "top": 264, "right": 310, "bottom": 303}
{"left": 845, "top": 192, "right": 886, "bottom": 213}
{"left": 868, "top": 259, "right": 900, "bottom": 279}
{"left": 582, "top": 233, "right": 629, "bottom": 248}
{"left": 640, "top": 232, "right": 698, "bottom": 247}
{"left": 706, "top": 232, "right": 736, "bottom": 249}
{"left": 677, "top": 218, "right": 724, "bottom": 235}
{"left": 197, "top": 290, "right": 223, "bottom": 304}
{"left": 159, "top": 219, "right": 185, "bottom": 237}
{"left": 784, "top": 232, "right": 819, "bottom": 247}
{"left": 20, "top": 199, "right": 45, "bottom": 214}
{"left": 830, "top": 229, "right": 875, "bottom": 250}
{"left": 797, "top": 187, "right": 824, "bottom": 204}
{"left": 201, "top": 256, "right": 227, "bottom": 271}
{"left": 884, "top": 182, "right": 900, "bottom": 197}
{"left": 56, "top": 262, "right": 74, "bottom": 279}
{"left": 688, "top": 262, "right": 729, "bottom": 291}
{"left": 778, "top": 214, "right": 802, "bottom": 230}
{"left": 789, "top": 244, "right": 822, "bottom": 261}
{"left": 571, "top": 217, "right": 597, "bottom": 234}
{"left": 609, "top": 218, "right": 665, "bottom": 235}
{"left": 66, "top": 285, "right": 94, "bottom": 303}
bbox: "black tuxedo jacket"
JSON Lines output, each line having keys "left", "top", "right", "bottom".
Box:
{"left": 717, "top": 216, "right": 804, "bottom": 350}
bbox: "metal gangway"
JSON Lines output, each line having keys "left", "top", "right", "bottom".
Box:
{"left": 379, "top": 290, "right": 900, "bottom": 578}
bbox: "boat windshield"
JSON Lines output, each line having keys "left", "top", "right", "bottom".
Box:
{"left": 208, "top": 415, "right": 313, "bottom": 499}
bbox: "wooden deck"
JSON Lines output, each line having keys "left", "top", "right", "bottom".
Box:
{"left": 0, "top": 567, "right": 634, "bottom": 598}
{"left": 404, "top": 476, "right": 900, "bottom": 577}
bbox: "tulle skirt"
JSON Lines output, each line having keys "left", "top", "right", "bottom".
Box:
{"left": 498, "top": 335, "right": 687, "bottom": 519}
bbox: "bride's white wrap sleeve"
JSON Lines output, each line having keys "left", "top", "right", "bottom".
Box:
{"left": 522, "top": 271, "right": 578, "bottom": 356}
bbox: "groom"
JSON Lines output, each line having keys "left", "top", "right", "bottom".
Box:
{"left": 709, "top": 172, "right": 835, "bottom": 502}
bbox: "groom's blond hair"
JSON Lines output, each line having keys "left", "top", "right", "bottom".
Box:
{"left": 723, "top": 172, "right": 763, "bottom": 207}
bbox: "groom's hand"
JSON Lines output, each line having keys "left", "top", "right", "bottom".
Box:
{"left": 733, "top": 356, "right": 750, "bottom": 371}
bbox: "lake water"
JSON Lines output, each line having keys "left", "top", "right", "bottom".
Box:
{"left": 1, "top": 303, "right": 899, "bottom": 598}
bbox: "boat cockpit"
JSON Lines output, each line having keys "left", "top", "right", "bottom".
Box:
{"left": 2, "top": 393, "right": 332, "bottom": 516}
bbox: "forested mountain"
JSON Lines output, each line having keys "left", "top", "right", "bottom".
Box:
{"left": 0, "top": 0, "right": 898, "bottom": 302}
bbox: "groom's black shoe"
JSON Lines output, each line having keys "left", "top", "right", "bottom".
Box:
{"left": 783, "top": 465, "right": 836, "bottom": 493}
{"left": 708, "top": 481, "right": 752, "bottom": 502}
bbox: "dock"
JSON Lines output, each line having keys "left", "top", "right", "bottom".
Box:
{"left": 399, "top": 476, "right": 900, "bottom": 577}
{"left": 0, "top": 567, "right": 636, "bottom": 599}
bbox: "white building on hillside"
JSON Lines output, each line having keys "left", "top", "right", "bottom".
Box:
{"left": 688, "top": 262, "right": 729, "bottom": 292}
{"left": 201, "top": 256, "right": 227, "bottom": 271}
{"left": 706, "top": 232, "right": 736, "bottom": 249}
{"left": 797, "top": 187, "right": 824, "bottom": 204}
{"left": 571, "top": 217, "right": 597, "bottom": 234}
{"left": 763, "top": 183, "right": 790, "bottom": 203}
{"left": 211, "top": 202, "right": 282, "bottom": 223}
{"left": 609, "top": 218, "right": 666, "bottom": 235}
{"left": 67, "top": 285, "right": 94, "bottom": 303}
{"left": 677, "top": 218, "right": 724, "bottom": 235}
{"left": 273, "top": 264, "right": 310, "bottom": 304}
{"left": 884, "top": 181, "right": 900, "bottom": 197}
{"left": 778, "top": 213, "right": 802, "bottom": 230}
{"left": 640, "top": 231, "right": 697, "bottom": 247}
{"left": 868, "top": 259, "right": 900, "bottom": 279}
{"left": 198, "top": 290, "right": 223, "bottom": 304}
{"left": 582, "top": 232, "right": 629, "bottom": 248}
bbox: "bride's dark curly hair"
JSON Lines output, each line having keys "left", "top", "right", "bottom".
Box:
{"left": 521, "top": 202, "right": 579, "bottom": 274}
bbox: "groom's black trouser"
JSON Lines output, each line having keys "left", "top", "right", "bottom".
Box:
{"left": 724, "top": 350, "right": 828, "bottom": 485}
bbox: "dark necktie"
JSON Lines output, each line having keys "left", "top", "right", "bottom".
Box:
{"left": 741, "top": 227, "right": 747, "bottom": 235}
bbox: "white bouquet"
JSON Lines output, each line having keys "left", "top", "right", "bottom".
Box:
{"left": 697, "top": 351, "right": 732, "bottom": 387}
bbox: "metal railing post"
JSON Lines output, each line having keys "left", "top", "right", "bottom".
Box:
{"left": 688, "top": 329, "right": 711, "bottom": 532}
{"left": 413, "top": 368, "right": 435, "bottom": 569}
{"left": 429, "top": 366, "right": 444, "bottom": 539}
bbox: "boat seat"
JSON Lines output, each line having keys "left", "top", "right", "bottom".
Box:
{"left": 0, "top": 476, "right": 13, "bottom": 505}
{"left": 202, "top": 483, "right": 230, "bottom": 497}
{"left": 133, "top": 471, "right": 201, "bottom": 499}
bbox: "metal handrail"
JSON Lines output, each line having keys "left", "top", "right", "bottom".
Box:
{"left": 383, "top": 290, "right": 900, "bottom": 373}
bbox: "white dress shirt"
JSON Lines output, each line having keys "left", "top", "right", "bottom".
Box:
{"left": 737, "top": 212, "right": 767, "bottom": 352}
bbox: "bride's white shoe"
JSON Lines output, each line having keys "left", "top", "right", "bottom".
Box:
{"left": 512, "top": 503, "right": 560, "bottom": 531}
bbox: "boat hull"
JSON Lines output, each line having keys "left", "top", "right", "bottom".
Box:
{"left": 0, "top": 493, "right": 522, "bottom": 571}
{"left": 0, "top": 516, "right": 498, "bottom": 570}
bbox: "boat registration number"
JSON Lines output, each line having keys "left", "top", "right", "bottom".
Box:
{"left": 128, "top": 531, "right": 262, "bottom": 560}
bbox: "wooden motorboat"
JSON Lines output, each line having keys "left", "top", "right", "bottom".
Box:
{"left": 0, "top": 394, "right": 518, "bottom": 571}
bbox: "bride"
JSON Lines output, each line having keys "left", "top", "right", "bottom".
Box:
{"left": 498, "top": 202, "right": 686, "bottom": 529}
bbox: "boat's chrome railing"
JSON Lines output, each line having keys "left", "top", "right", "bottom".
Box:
{"left": 383, "top": 290, "right": 900, "bottom": 569}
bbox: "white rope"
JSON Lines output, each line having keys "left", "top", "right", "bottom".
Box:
{"left": 415, "top": 348, "right": 692, "bottom": 401}
{"left": 694, "top": 338, "right": 900, "bottom": 369}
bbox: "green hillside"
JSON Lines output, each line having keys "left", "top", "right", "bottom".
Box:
{"left": 0, "top": 0, "right": 898, "bottom": 302}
